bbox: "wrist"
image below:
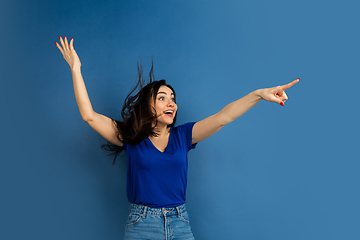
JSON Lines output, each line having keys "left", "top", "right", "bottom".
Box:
{"left": 253, "top": 89, "right": 264, "bottom": 100}
{"left": 70, "top": 66, "right": 81, "bottom": 72}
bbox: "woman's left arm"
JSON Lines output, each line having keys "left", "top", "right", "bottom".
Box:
{"left": 191, "top": 79, "right": 299, "bottom": 144}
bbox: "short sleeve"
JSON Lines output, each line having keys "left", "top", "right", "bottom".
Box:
{"left": 177, "top": 122, "right": 197, "bottom": 151}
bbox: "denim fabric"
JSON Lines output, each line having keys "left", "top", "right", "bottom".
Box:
{"left": 124, "top": 204, "right": 195, "bottom": 240}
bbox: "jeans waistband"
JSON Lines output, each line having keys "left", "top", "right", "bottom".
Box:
{"left": 129, "top": 203, "right": 186, "bottom": 217}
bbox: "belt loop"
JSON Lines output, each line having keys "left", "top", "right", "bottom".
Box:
{"left": 142, "top": 206, "right": 147, "bottom": 218}
{"left": 175, "top": 206, "right": 181, "bottom": 217}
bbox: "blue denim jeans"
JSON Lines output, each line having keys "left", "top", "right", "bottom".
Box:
{"left": 124, "top": 203, "right": 195, "bottom": 240}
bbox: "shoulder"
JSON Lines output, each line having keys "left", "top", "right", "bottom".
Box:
{"left": 172, "top": 122, "right": 196, "bottom": 134}
{"left": 171, "top": 122, "right": 197, "bottom": 150}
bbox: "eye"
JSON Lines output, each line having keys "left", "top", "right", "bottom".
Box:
{"left": 158, "top": 96, "right": 165, "bottom": 101}
{"left": 171, "top": 98, "right": 176, "bottom": 103}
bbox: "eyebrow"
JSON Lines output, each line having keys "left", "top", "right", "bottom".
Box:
{"left": 157, "top": 92, "right": 174, "bottom": 96}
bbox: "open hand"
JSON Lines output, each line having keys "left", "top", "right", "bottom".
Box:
{"left": 259, "top": 78, "right": 300, "bottom": 106}
{"left": 55, "top": 36, "right": 81, "bottom": 70}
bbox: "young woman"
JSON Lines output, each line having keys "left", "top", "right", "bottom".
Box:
{"left": 55, "top": 36, "right": 299, "bottom": 239}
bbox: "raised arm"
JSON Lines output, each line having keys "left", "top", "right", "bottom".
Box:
{"left": 55, "top": 37, "right": 123, "bottom": 147}
{"left": 191, "top": 79, "right": 299, "bottom": 144}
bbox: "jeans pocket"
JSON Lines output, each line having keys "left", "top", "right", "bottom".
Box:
{"left": 179, "top": 211, "right": 190, "bottom": 224}
{"left": 125, "top": 212, "right": 143, "bottom": 227}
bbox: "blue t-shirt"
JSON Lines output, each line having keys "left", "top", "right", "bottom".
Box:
{"left": 121, "top": 122, "right": 197, "bottom": 208}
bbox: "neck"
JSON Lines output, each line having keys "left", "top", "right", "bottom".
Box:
{"left": 152, "top": 123, "right": 170, "bottom": 137}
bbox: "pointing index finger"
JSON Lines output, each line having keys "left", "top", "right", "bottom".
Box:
{"left": 281, "top": 78, "right": 300, "bottom": 91}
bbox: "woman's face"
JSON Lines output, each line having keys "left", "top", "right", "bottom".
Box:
{"left": 152, "top": 85, "right": 177, "bottom": 126}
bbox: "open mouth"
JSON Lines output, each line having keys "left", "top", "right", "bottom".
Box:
{"left": 163, "top": 110, "right": 174, "bottom": 117}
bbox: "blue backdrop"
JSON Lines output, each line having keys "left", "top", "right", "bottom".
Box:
{"left": 1, "top": 0, "right": 359, "bottom": 239}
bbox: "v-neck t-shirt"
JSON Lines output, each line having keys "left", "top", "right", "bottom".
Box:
{"left": 121, "top": 122, "right": 197, "bottom": 208}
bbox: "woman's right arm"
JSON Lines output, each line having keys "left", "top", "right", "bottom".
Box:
{"left": 55, "top": 36, "right": 123, "bottom": 147}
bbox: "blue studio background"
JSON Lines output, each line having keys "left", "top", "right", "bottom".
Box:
{"left": 1, "top": 0, "right": 359, "bottom": 239}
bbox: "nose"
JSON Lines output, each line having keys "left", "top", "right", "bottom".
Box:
{"left": 167, "top": 100, "right": 174, "bottom": 107}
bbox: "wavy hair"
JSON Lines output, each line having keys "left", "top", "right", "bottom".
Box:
{"left": 102, "top": 62, "right": 177, "bottom": 164}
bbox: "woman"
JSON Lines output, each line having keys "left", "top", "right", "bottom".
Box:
{"left": 55, "top": 36, "right": 299, "bottom": 239}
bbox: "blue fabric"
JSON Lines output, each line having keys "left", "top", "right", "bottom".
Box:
{"left": 124, "top": 204, "right": 195, "bottom": 240}
{"left": 121, "top": 122, "right": 197, "bottom": 208}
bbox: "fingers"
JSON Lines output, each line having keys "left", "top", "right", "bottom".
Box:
{"left": 281, "top": 78, "right": 300, "bottom": 91}
{"left": 58, "top": 36, "right": 65, "bottom": 50}
{"left": 55, "top": 36, "right": 76, "bottom": 61}
{"left": 55, "top": 36, "right": 74, "bottom": 52}
{"left": 279, "top": 92, "right": 288, "bottom": 106}
{"left": 55, "top": 40, "right": 64, "bottom": 55}
{"left": 271, "top": 86, "right": 289, "bottom": 106}
{"left": 282, "top": 91, "right": 288, "bottom": 101}
{"left": 63, "top": 36, "right": 70, "bottom": 51}
{"left": 267, "top": 94, "right": 284, "bottom": 106}
{"left": 260, "top": 78, "right": 299, "bottom": 106}
{"left": 70, "top": 37, "right": 74, "bottom": 50}
{"left": 272, "top": 96, "right": 283, "bottom": 105}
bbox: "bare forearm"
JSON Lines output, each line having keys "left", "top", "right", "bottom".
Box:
{"left": 71, "top": 67, "right": 95, "bottom": 121}
{"left": 192, "top": 79, "right": 299, "bottom": 144}
{"left": 216, "top": 90, "right": 262, "bottom": 126}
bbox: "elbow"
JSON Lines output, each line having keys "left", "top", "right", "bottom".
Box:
{"left": 81, "top": 114, "right": 94, "bottom": 122}
{"left": 80, "top": 110, "right": 95, "bottom": 122}
{"left": 82, "top": 116, "right": 92, "bottom": 122}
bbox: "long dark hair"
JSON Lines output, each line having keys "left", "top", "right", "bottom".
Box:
{"left": 102, "top": 62, "right": 177, "bottom": 164}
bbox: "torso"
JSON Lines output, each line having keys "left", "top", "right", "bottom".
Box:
{"left": 122, "top": 122, "right": 197, "bottom": 208}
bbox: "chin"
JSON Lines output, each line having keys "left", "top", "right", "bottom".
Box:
{"left": 157, "top": 114, "right": 176, "bottom": 126}
{"left": 165, "top": 120, "right": 174, "bottom": 126}
{"left": 157, "top": 119, "right": 173, "bottom": 126}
